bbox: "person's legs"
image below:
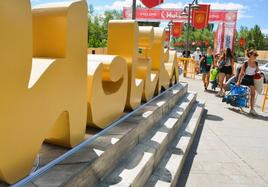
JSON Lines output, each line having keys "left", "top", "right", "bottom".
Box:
{"left": 218, "top": 72, "right": 225, "bottom": 95}
{"left": 206, "top": 72, "right": 210, "bottom": 89}
{"left": 249, "top": 86, "right": 258, "bottom": 115}
{"left": 250, "top": 86, "right": 256, "bottom": 110}
{"left": 202, "top": 73, "right": 207, "bottom": 90}
{"left": 225, "top": 74, "right": 231, "bottom": 82}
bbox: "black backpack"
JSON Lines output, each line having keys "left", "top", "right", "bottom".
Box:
{"left": 243, "top": 61, "right": 258, "bottom": 69}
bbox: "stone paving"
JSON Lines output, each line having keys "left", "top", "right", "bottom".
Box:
{"left": 177, "top": 75, "right": 268, "bottom": 187}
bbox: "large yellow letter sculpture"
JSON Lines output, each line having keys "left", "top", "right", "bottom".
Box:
{"left": 164, "top": 49, "right": 179, "bottom": 85}
{"left": 150, "top": 28, "right": 179, "bottom": 92}
{"left": 87, "top": 55, "right": 128, "bottom": 128}
{"left": 0, "top": 0, "right": 88, "bottom": 184}
{"left": 107, "top": 20, "right": 144, "bottom": 110}
{"left": 137, "top": 26, "right": 159, "bottom": 101}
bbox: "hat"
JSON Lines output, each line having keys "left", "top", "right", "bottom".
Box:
{"left": 196, "top": 47, "right": 200, "bottom": 50}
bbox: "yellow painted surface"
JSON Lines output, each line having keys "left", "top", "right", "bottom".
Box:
{"left": 88, "top": 48, "right": 107, "bottom": 54}
{"left": 150, "top": 28, "right": 178, "bottom": 92}
{"left": 137, "top": 26, "right": 159, "bottom": 101}
{"left": 164, "top": 49, "right": 179, "bottom": 84}
{"left": 256, "top": 50, "right": 268, "bottom": 60}
{"left": 262, "top": 84, "right": 268, "bottom": 112}
{"left": 0, "top": 0, "right": 88, "bottom": 184}
{"left": 87, "top": 55, "right": 128, "bottom": 128}
{"left": 0, "top": 1, "right": 183, "bottom": 184}
{"left": 107, "top": 20, "right": 144, "bottom": 110}
{"left": 177, "top": 57, "right": 197, "bottom": 79}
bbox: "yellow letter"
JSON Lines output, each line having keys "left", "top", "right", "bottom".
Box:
{"left": 87, "top": 55, "right": 128, "bottom": 128}
{"left": 137, "top": 26, "right": 159, "bottom": 101}
{"left": 107, "top": 20, "right": 144, "bottom": 110}
{"left": 150, "top": 28, "right": 179, "bottom": 92}
{"left": 0, "top": 0, "right": 87, "bottom": 183}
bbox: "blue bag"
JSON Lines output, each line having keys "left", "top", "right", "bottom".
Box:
{"left": 222, "top": 85, "right": 249, "bottom": 108}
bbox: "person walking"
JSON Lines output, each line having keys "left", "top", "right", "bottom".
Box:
{"left": 217, "top": 48, "right": 234, "bottom": 97}
{"left": 193, "top": 47, "right": 202, "bottom": 73}
{"left": 199, "top": 46, "right": 215, "bottom": 91}
{"left": 236, "top": 49, "right": 260, "bottom": 115}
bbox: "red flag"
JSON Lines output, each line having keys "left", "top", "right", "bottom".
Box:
{"left": 172, "top": 22, "right": 183, "bottom": 38}
{"left": 141, "top": 0, "right": 164, "bottom": 8}
{"left": 239, "top": 37, "right": 245, "bottom": 47}
{"left": 192, "top": 4, "right": 210, "bottom": 29}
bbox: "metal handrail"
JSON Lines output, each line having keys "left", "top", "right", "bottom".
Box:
{"left": 12, "top": 83, "right": 181, "bottom": 187}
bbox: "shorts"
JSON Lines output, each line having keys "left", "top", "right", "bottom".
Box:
{"left": 219, "top": 65, "right": 232, "bottom": 75}
{"left": 241, "top": 75, "right": 254, "bottom": 86}
{"left": 201, "top": 65, "right": 211, "bottom": 74}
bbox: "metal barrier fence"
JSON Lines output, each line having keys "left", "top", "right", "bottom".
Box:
{"left": 177, "top": 57, "right": 197, "bottom": 79}
{"left": 262, "top": 84, "right": 268, "bottom": 112}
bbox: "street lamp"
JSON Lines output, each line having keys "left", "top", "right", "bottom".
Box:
{"left": 180, "top": 0, "right": 199, "bottom": 57}
{"left": 132, "top": 0, "right": 136, "bottom": 19}
{"left": 168, "top": 20, "right": 174, "bottom": 49}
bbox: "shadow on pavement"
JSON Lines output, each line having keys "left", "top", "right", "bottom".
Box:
{"left": 177, "top": 110, "right": 207, "bottom": 187}
{"left": 205, "top": 89, "right": 218, "bottom": 94}
{"left": 228, "top": 107, "right": 268, "bottom": 121}
{"left": 205, "top": 113, "right": 224, "bottom": 121}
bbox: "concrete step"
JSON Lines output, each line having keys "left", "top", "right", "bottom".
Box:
{"left": 28, "top": 83, "right": 188, "bottom": 187}
{"left": 98, "top": 92, "right": 197, "bottom": 187}
{"left": 145, "top": 100, "right": 205, "bottom": 187}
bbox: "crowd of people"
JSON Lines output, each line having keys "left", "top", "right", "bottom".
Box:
{"left": 190, "top": 47, "right": 260, "bottom": 115}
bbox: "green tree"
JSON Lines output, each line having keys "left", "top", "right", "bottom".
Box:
{"left": 251, "top": 25, "right": 265, "bottom": 49}
{"left": 172, "top": 24, "right": 214, "bottom": 52}
{"left": 234, "top": 25, "right": 265, "bottom": 57}
{"left": 88, "top": 16, "right": 106, "bottom": 47}
{"left": 88, "top": 5, "right": 122, "bottom": 48}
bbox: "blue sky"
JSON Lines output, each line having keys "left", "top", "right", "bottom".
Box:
{"left": 31, "top": 0, "right": 268, "bottom": 34}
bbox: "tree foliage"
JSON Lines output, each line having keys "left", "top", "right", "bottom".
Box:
{"left": 172, "top": 24, "right": 215, "bottom": 52}
{"left": 88, "top": 5, "right": 122, "bottom": 48}
{"left": 87, "top": 5, "right": 267, "bottom": 56}
{"left": 234, "top": 25, "right": 266, "bottom": 56}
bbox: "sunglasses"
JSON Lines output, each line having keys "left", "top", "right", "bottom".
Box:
{"left": 252, "top": 53, "right": 258, "bottom": 57}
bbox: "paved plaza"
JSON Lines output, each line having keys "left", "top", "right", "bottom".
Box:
{"left": 178, "top": 76, "right": 268, "bottom": 187}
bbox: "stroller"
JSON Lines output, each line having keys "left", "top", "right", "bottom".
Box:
{"left": 222, "top": 85, "right": 250, "bottom": 108}
{"left": 210, "top": 67, "right": 219, "bottom": 90}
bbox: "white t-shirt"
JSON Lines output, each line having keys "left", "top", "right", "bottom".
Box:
{"left": 245, "top": 65, "right": 256, "bottom": 75}
{"left": 193, "top": 51, "right": 202, "bottom": 61}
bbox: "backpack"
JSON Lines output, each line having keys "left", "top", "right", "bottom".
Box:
{"left": 200, "top": 54, "right": 214, "bottom": 66}
{"left": 219, "top": 57, "right": 231, "bottom": 69}
{"left": 243, "top": 61, "right": 258, "bottom": 69}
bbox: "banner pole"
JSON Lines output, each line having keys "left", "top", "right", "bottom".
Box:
{"left": 186, "top": 4, "right": 191, "bottom": 56}
{"left": 132, "top": 0, "right": 136, "bottom": 19}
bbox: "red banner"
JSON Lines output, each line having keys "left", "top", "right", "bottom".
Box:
{"left": 141, "top": 0, "right": 164, "bottom": 9}
{"left": 123, "top": 7, "right": 237, "bottom": 23}
{"left": 172, "top": 22, "right": 183, "bottom": 38}
{"left": 191, "top": 4, "right": 210, "bottom": 29}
